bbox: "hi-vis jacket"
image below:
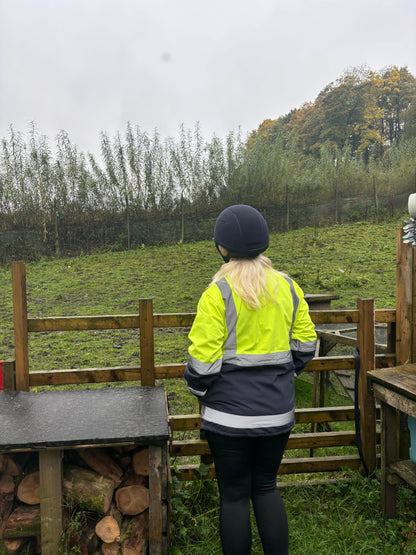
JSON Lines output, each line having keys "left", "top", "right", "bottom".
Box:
{"left": 184, "top": 271, "right": 317, "bottom": 437}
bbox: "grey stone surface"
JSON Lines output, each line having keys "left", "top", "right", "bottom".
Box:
{"left": 0, "top": 386, "right": 169, "bottom": 450}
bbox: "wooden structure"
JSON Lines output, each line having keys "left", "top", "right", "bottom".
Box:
{"left": 8, "top": 262, "right": 397, "bottom": 480}
{"left": 368, "top": 364, "right": 416, "bottom": 517}
{"left": 2, "top": 250, "right": 407, "bottom": 547}
{"left": 367, "top": 229, "right": 416, "bottom": 517}
{"left": 0, "top": 376, "right": 170, "bottom": 554}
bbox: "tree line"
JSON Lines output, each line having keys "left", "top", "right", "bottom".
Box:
{"left": 1, "top": 65, "right": 415, "bottom": 261}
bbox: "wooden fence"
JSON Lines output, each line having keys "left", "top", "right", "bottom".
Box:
{"left": 7, "top": 258, "right": 403, "bottom": 482}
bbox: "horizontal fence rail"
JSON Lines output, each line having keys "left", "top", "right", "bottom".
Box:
{"left": 28, "top": 353, "right": 396, "bottom": 387}
{"left": 27, "top": 308, "right": 396, "bottom": 332}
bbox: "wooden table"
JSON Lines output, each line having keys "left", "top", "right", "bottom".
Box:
{"left": 305, "top": 293, "right": 339, "bottom": 310}
{"left": 368, "top": 364, "right": 416, "bottom": 517}
{"left": 0, "top": 386, "right": 170, "bottom": 554}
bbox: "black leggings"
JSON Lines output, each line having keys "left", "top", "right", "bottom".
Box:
{"left": 206, "top": 431, "right": 290, "bottom": 555}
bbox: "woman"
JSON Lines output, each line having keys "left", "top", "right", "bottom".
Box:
{"left": 184, "top": 204, "right": 317, "bottom": 555}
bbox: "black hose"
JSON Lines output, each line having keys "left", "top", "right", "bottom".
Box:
{"left": 353, "top": 347, "right": 369, "bottom": 476}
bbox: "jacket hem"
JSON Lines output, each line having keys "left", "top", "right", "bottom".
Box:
{"left": 200, "top": 419, "right": 295, "bottom": 437}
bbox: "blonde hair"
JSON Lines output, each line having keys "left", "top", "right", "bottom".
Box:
{"left": 211, "top": 254, "right": 281, "bottom": 310}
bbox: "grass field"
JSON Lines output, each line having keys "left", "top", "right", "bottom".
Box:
{"left": 2, "top": 217, "right": 416, "bottom": 553}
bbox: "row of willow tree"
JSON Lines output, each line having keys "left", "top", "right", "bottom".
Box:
{"left": 1, "top": 65, "right": 416, "bottom": 260}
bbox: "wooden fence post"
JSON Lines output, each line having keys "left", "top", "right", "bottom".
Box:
{"left": 2, "top": 360, "right": 16, "bottom": 391}
{"left": 139, "top": 298, "right": 155, "bottom": 386}
{"left": 396, "top": 229, "right": 413, "bottom": 365}
{"left": 39, "top": 449, "right": 63, "bottom": 555}
{"left": 12, "top": 261, "right": 30, "bottom": 391}
{"left": 357, "top": 298, "right": 377, "bottom": 473}
{"left": 148, "top": 445, "right": 163, "bottom": 555}
{"left": 395, "top": 228, "right": 414, "bottom": 459}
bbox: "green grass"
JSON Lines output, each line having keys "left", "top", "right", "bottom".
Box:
{"left": 171, "top": 471, "right": 416, "bottom": 554}
{"left": 0, "top": 219, "right": 402, "bottom": 365}
{"left": 1, "top": 217, "right": 413, "bottom": 553}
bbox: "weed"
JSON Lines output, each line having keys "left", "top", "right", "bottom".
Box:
{"left": 59, "top": 509, "right": 85, "bottom": 554}
{"left": 171, "top": 473, "right": 221, "bottom": 554}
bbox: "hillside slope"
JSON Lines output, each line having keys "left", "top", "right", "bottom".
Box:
{"left": 0, "top": 219, "right": 403, "bottom": 369}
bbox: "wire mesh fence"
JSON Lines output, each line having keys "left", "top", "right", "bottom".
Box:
{"left": 0, "top": 189, "right": 412, "bottom": 263}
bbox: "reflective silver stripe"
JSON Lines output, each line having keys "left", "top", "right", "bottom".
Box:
{"left": 188, "top": 355, "right": 222, "bottom": 375}
{"left": 283, "top": 276, "right": 299, "bottom": 341}
{"left": 216, "top": 278, "right": 237, "bottom": 352}
{"left": 187, "top": 386, "right": 207, "bottom": 397}
{"left": 201, "top": 406, "right": 295, "bottom": 429}
{"left": 223, "top": 351, "right": 292, "bottom": 366}
{"left": 290, "top": 339, "right": 317, "bottom": 353}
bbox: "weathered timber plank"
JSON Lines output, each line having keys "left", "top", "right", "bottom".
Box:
{"left": 372, "top": 384, "right": 416, "bottom": 418}
{"left": 374, "top": 353, "right": 396, "bottom": 368}
{"left": 26, "top": 308, "right": 395, "bottom": 333}
{"left": 172, "top": 454, "right": 367, "bottom": 481}
{"left": 28, "top": 354, "right": 394, "bottom": 387}
{"left": 311, "top": 309, "right": 395, "bottom": 326}
{"left": 28, "top": 313, "right": 195, "bottom": 332}
{"left": 381, "top": 400, "right": 400, "bottom": 518}
{"left": 316, "top": 329, "right": 388, "bottom": 354}
{"left": 316, "top": 330, "right": 358, "bottom": 348}
{"left": 170, "top": 440, "right": 211, "bottom": 457}
{"left": 28, "top": 364, "right": 187, "bottom": 386}
{"left": 389, "top": 460, "right": 416, "bottom": 489}
{"left": 139, "top": 299, "right": 155, "bottom": 386}
{"left": 154, "top": 364, "right": 186, "bottom": 379}
{"left": 27, "top": 355, "right": 395, "bottom": 389}
{"left": 306, "top": 353, "right": 394, "bottom": 372}
{"left": 287, "top": 431, "right": 358, "bottom": 449}
{"left": 39, "top": 449, "right": 63, "bottom": 554}
{"left": 357, "top": 298, "right": 377, "bottom": 473}
{"left": 310, "top": 310, "right": 358, "bottom": 324}
{"left": 375, "top": 309, "right": 396, "bottom": 323}
{"left": 153, "top": 313, "right": 195, "bottom": 328}
{"left": 29, "top": 366, "right": 142, "bottom": 386}
{"left": 148, "top": 445, "right": 163, "bottom": 555}
{"left": 396, "top": 230, "right": 413, "bottom": 365}
{"left": 12, "top": 261, "right": 29, "bottom": 392}
{"left": 299, "top": 406, "right": 379, "bottom": 424}
{"left": 169, "top": 407, "right": 372, "bottom": 431}
{"left": 170, "top": 431, "right": 364, "bottom": 457}
{"left": 278, "top": 454, "right": 365, "bottom": 474}
{"left": 173, "top": 465, "right": 217, "bottom": 481}
{"left": 368, "top": 363, "right": 416, "bottom": 399}
{"left": 169, "top": 414, "right": 202, "bottom": 431}
{"left": 28, "top": 315, "right": 140, "bottom": 332}
{"left": 2, "top": 360, "right": 16, "bottom": 391}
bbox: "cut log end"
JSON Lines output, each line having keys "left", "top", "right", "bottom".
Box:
{"left": 132, "top": 449, "right": 149, "bottom": 477}
{"left": 17, "top": 471, "right": 40, "bottom": 505}
{"left": 0, "top": 473, "right": 15, "bottom": 495}
{"left": 95, "top": 515, "right": 121, "bottom": 544}
{"left": 115, "top": 486, "right": 149, "bottom": 516}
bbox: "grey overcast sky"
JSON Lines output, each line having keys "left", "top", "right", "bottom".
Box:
{"left": 0, "top": 0, "right": 415, "bottom": 156}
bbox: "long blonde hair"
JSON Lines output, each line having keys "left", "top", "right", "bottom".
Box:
{"left": 211, "top": 254, "right": 281, "bottom": 310}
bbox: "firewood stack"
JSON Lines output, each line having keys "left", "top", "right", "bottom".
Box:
{"left": 0, "top": 446, "right": 151, "bottom": 554}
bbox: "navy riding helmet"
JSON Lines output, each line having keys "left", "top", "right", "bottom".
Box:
{"left": 213, "top": 204, "right": 269, "bottom": 262}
